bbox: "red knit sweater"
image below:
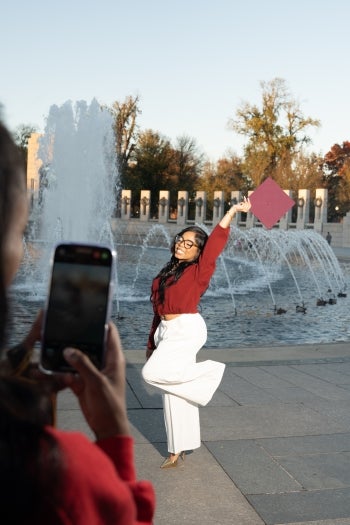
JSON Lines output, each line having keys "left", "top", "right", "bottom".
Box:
{"left": 147, "top": 224, "right": 229, "bottom": 349}
{"left": 46, "top": 428, "right": 155, "bottom": 524}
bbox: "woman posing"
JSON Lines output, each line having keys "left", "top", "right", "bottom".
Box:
{"left": 0, "top": 121, "right": 155, "bottom": 524}
{"left": 142, "top": 198, "right": 251, "bottom": 468}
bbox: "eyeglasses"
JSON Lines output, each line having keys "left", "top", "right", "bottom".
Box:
{"left": 174, "top": 235, "right": 198, "bottom": 249}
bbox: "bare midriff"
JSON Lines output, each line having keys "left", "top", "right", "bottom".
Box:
{"left": 160, "top": 313, "right": 182, "bottom": 321}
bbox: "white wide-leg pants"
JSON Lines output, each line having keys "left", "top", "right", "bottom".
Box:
{"left": 142, "top": 314, "right": 225, "bottom": 454}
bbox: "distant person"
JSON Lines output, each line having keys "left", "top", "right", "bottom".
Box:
{"left": 0, "top": 121, "right": 155, "bottom": 524}
{"left": 142, "top": 197, "right": 251, "bottom": 468}
{"left": 326, "top": 232, "right": 332, "bottom": 245}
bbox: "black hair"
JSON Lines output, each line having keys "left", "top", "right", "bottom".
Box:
{"left": 154, "top": 226, "right": 208, "bottom": 305}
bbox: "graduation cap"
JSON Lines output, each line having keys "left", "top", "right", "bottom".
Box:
{"left": 249, "top": 177, "right": 295, "bottom": 229}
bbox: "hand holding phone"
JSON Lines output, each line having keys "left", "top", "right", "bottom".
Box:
{"left": 62, "top": 322, "right": 130, "bottom": 439}
{"left": 40, "top": 243, "right": 115, "bottom": 374}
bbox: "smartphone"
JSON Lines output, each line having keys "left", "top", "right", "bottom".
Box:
{"left": 40, "top": 243, "right": 116, "bottom": 374}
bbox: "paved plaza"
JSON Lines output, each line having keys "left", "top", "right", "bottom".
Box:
{"left": 56, "top": 341, "right": 350, "bottom": 525}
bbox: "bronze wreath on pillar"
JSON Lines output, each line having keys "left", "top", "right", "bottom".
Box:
{"left": 195, "top": 197, "right": 203, "bottom": 208}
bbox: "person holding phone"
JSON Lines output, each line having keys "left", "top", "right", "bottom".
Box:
{"left": 142, "top": 197, "right": 251, "bottom": 468}
{"left": 0, "top": 121, "right": 155, "bottom": 524}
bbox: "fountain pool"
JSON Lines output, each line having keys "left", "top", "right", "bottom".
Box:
{"left": 10, "top": 98, "right": 349, "bottom": 351}
{"left": 10, "top": 236, "right": 350, "bottom": 350}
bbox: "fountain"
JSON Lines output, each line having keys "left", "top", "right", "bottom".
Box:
{"left": 10, "top": 99, "right": 350, "bottom": 350}
{"left": 31, "top": 98, "right": 118, "bottom": 244}
{"left": 20, "top": 99, "right": 118, "bottom": 295}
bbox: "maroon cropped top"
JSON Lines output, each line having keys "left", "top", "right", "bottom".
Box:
{"left": 147, "top": 224, "right": 230, "bottom": 349}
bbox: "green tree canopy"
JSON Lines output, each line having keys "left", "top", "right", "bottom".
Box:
{"left": 125, "top": 129, "right": 173, "bottom": 215}
{"left": 228, "top": 78, "right": 320, "bottom": 188}
{"left": 125, "top": 130, "right": 205, "bottom": 215}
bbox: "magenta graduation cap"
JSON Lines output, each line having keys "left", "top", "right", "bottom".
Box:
{"left": 249, "top": 177, "right": 295, "bottom": 229}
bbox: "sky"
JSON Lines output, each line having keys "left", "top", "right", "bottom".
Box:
{"left": 1, "top": 0, "right": 350, "bottom": 161}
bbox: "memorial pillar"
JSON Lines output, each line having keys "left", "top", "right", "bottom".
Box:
{"left": 279, "top": 190, "right": 293, "bottom": 230}
{"left": 140, "top": 190, "right": 151, "bottom": 222}
{"left": 121, "top": 189, "right": 131, "bottom": 220}
{"left": 195, "top": 191, "right": 207, "bottom": 223}
{"left": 314, "top": 188, "right": 328, "bottom": 233}
{"left": 177, "top": 191, "right": 188, "bottom": 226}
{"left": 158, "top": 190, "right": 170, "bottom": 224}
{"left": 212, "top": 191, "right": 225, "bottom": 226}
{"left": 296, "top": 189, "right": 310, "bottom": 230}
{"left": 230, "top": 190, "right": 242, "bottom": 226}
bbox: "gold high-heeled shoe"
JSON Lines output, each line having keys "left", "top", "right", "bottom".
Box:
{"left": 160, "top": 451, "right": 185, "bottom": 469}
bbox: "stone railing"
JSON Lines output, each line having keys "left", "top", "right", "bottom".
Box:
{"left": 119, "top": 188, "right": 350, "bottom": 248}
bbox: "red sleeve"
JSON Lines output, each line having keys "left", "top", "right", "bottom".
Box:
{"left": 97, "top": 435, "right": 155, "bottom": 525}
{"left": 196, "top": 223, "right": 229, "bottom": 286}
{"left": 47, "top": 428, "right": 155, "bottom": 525}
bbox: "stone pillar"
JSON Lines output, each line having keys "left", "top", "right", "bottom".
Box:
{"left": 140, "top": 190, "right": 151, "bottom": 222}
{"left": 314, "top": 188, "right": 328, "bottom": 233}
{"left": 279, "top": 190, "right": 293, "bottom": 230}
{"left": 212, "top": 191, "right": 225, "bottom": 226}
{"left": 121, "top": 189, "right": 131, "bottom": 220}
{"left": 230, "top": 190, "right": 242, "bottom": 226}
{"left": 296, "top": 189, "right": 310, "bottom": 230}
{"left": 177, "top": 191, "right": 188, "bottom": 226}
{"left": 245, "top": 190, "right": 256, "bottom": 229}
{"left": 195, "top": 191, "right": 207, "bottom": 223}
{"left": 27, "top": 132, "right": 42, "bottom": 210}
{"left": 158, "top": 190, "right": 170, "bottom": 224}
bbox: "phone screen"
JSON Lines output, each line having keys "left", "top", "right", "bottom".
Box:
{"left": 40, "top": 244, "right": 115, "bottom": 373}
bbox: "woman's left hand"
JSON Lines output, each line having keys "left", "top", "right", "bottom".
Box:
{"left": 5, "top": 310, "right": 43, "bottom": 376}
{"left": 8, "top": 310, "right": 67, "bottom": 392}
{"left": 219, "top": 196, "right": 251, "bottom": 228}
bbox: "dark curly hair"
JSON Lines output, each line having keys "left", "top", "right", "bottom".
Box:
{"left": 154, "top": 226, "right": 208, "bottom": 305}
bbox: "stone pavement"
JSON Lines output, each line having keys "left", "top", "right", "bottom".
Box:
{"left": 57, "top": 341, "right": 350, "bottom": 525}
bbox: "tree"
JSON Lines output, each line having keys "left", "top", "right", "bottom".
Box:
{"left": 125, "top": 131, "right": 205, "bottom": 216}
{"left": 196, "top": 154, "right": 249, "bottom": 219}
{"left": 13, "top": 123, "right": 37, "bottom": 167}
{"left": 321, "top": 141, "right": 350, "bottom": 221}
{"left": 228, "top": 78, "right": 320, "bottom": 188}
{"left": 169, "top": 135, "right": 204, "bottom": 191}
{"left": 107, "top": 95, "right": 141, "bottom": 187}
{"left": 125, "top": 129, "right": 174, "bottom": 216}
{"left": 322, "top": 141, "right": 350, "bottom": 177}
{"left": 292, "top": 152, "right": 323, "bottom": 193}
{"left": 198, "top": 154, "right": 248, "bottom": 196}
